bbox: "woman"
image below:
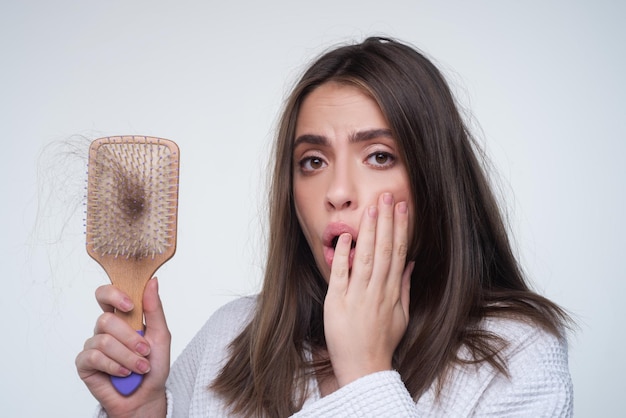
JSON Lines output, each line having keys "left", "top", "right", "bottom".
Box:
{"left": 77, "top": 37, "right": 573, "bottom": 417}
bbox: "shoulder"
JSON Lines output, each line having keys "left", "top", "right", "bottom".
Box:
{"left": 208, "top": 295, "right": 257, "bottom": 323}
{"left": 197, "top": 295, "right": 258, "bottom": 339}
{"left": 166, "top": 296, "right": 259, "bottom": 414}
{"left": 176, "top": 295, "right": 258, "bottom": 358}
{"left": 169, "top": 296, "right": 258, "bottom": 377}
{"left": 474, "top": 317, "right": 573, "bottom": 416}
{"left": 481, "top": 316, "right": 569, "bottom": 370}
{"left": 420, "top": 317, "right": 573, "bottom": 416}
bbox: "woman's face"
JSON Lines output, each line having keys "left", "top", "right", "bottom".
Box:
{"left": 293, "top": 82, "right": 414, "bottom": 282}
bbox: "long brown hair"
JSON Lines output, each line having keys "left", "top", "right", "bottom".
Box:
{"left": 211, "top": 37, "right": 570, "bottom": 417}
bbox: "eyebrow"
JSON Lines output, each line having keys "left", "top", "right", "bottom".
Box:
{"left": 293, "top": 128, "right": 394, "bottom": 149}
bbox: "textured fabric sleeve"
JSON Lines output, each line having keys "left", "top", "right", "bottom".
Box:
{"left": 165, "top": 316, "right": 215, "bottom": 416}
{"left": 291, "top": 371, "right": 418, "bottom": 417}
{"left": 291, "top": 320, "right": 573, "bottom": 418}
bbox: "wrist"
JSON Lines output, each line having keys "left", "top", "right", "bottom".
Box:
{"left": 335, "top": 362, "right": 393, "bottom": 388}
{"left": 103, "top": 390, "right": 167, "bottom": 418}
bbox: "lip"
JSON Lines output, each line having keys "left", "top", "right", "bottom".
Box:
{"left": 322, "top": 222, "right": 358, "bottom": 269}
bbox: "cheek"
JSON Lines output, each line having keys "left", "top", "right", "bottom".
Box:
{"left": 293, "top": 186, "right": 316, "bottom": 242}
{"left": 370, "top": 174, "right": 412, "bottom": 206}
{"left": 293, "top": 176, "right": 326, "bottom": 225}
{"left": 293, "top": 179, "right": 308, "bottom": 210}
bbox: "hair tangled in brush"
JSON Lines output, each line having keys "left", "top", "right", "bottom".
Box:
{"left": 87, "top": 137, "right": 179, "bottom": 260}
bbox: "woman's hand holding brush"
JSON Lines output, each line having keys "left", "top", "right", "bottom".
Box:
{"left": 76, "top": 278, "right": 171, "bottom": 417}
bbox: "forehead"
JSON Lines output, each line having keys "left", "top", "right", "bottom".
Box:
{"left": 295, "top": 82, "right": 389, "bottom": 137}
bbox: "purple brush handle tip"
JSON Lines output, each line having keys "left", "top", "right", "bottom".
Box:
{"left": 111, "top": 330, "right": 145, "bottom": 396}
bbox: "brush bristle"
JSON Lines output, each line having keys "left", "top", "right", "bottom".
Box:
{"left": 87, "top": 137, "right": 179, "bottom": 259}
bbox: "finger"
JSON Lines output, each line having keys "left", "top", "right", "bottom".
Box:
{"left": 83, "top": 333, "right": 151, "bottom": 376}
{"left": 76, "top": 346, "right": 132, "bottom": 379}
{"left": 328, "top": 233, "right": 352, "bottom": 296}
{"left": 386, "top": 201, "right": 410, "bottom": 296}
{"left": 95, "top": 284, "right": 134, "bottom": 314}
{"left": 350, "top": 205, "right": 378, "bottom": 288}
{"left": 370, "top": 192, "right": 395, "bottom": 288}
{"left": 93, "top": 312, "right": 152, "bottom": 358}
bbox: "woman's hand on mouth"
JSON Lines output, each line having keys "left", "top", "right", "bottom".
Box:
{"left": 323, "top": 192, "right": 415, "bottom": 388}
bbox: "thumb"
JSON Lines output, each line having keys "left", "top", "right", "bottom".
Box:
{"left": 143, "top": 278, "right": 170, "bottom": 342}
{"left": 139, "top": 277, "right": 171, "bottom": 391}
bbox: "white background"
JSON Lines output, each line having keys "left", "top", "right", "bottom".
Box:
{"left": 1, "top": 1, "right": 624, "bottom": 416}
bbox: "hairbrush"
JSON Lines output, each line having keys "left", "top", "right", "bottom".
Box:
{"left": 86, "top": 135, "right": 179, "bottom": 395}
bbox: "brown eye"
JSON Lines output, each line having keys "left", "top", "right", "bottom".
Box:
{"left": 366, "top": 152, "right": 395, "bottom": 168}
{"left": 375, "top": 153, "right": 389, "bottom": 164}
{"left": 309, "top": 157, "right": 323, "bottom": 169}
{"left": 299, "top": 156, "right": 327, "bottom": 173}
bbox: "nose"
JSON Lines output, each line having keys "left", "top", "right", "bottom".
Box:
{"left": 325, "top": 162, "right": 356, "bottom": 211}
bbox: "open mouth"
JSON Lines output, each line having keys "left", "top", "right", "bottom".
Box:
{"left": 323, "top": 239, "right": 356, "bottom": 270}
{"left": 322, "top": 223, "right": 358, "bottom": 270}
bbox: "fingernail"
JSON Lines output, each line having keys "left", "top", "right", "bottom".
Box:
{"left": 340, "top": 233, "right": 352, "bottom": 244}
{"left": 119, "top": 366, "right": 131, "bottom": 377}
{"left": 137, "top": 359, "right": 151, "bottom": 374}
{"left": 397, "top": 201, "right": 408, "bottom": 214}
{"left": 368, "top": 206, "right": 378, "bottom": 218}
{"left": 120, "top": 297, "right": 134, "bottom": 311}
{"left": 383, "top": 193, "right": 393, "bottom": 205}
{"left": 136, "top": 342, "right": 150, "bottom": 356}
